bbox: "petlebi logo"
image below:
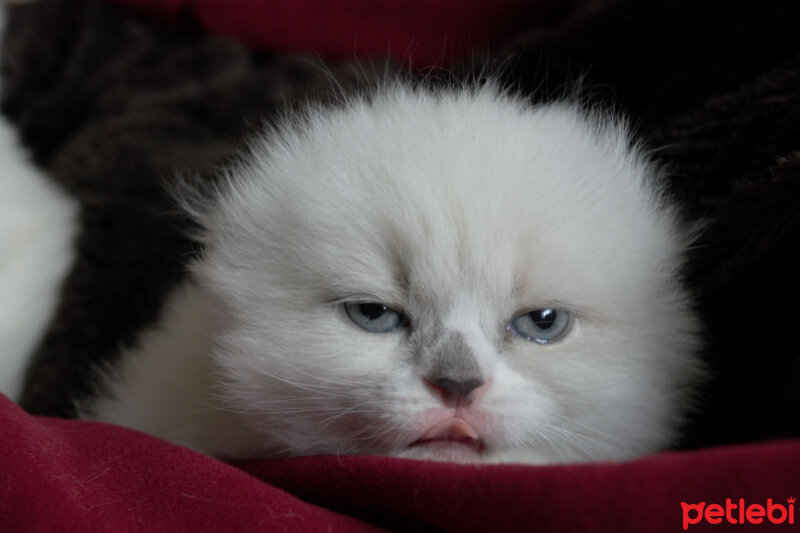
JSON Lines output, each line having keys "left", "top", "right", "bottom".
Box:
{"left": 681, "top": 497, "right": 795, "bottom": 530}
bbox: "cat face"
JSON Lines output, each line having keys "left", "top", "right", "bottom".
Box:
{"left": 193, "top": 85, "right": 702, "bottom": 463}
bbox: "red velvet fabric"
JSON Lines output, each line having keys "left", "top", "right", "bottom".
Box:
{"left": 2, "top": 393, "right": 800, "bottom": 532}
{"left": 0, "top": 395, "right": 378, "bottom": 532}
{"left": 107, "top": 0, "right": 557, "bottom": 65}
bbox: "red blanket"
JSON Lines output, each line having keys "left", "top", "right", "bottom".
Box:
{"left": 2, "top": 393, "right": 799, "bottom": 532}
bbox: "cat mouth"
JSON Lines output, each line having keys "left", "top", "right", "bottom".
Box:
{"left": 409, "top": 417, "right": 485, "bottom": 456}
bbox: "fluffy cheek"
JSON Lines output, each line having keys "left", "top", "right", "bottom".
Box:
{"left": 476, "top": 362, "right": 559, "bottom": 449}
{"left": 505, "top": 323, "right": 684, "bottom": 461}
{"left": 211, "top": 308, "right": 424, "bottom": 456}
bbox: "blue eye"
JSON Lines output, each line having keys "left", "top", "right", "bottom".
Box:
{"left": 344, "top": 302, "right": 406, "bottom": 333}
{"left": 508, "top": 308, "right": 572, "bottom": 344}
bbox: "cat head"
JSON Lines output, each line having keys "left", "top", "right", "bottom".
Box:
{"left": 191, "top": 83, "right": 702, "bottom": 463}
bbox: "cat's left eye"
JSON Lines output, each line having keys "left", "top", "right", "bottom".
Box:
{"left": 508, "top": 308, "right": 572, "bottom": 344}
{"left": 344, "top": 302, "right": 406, "bottom": 333}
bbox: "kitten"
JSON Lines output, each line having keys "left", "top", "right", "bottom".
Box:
{"left": 82, "top": 84, "right": 703, "bottom": 464}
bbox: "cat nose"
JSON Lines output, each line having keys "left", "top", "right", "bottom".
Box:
{"left": 424, "top": 331, "right": 489, "bottom": 405}
{"left": 426, "top": 376, "right": 487, "bottom": 406}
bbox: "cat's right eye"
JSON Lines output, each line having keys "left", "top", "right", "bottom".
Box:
{"left": 508, "top": 308, "right": 572, "bottom": 344}
{"left": 344, "top": 302, "right": 406, "bottom": 333}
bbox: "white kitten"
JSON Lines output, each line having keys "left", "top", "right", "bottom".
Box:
{"left": 86, "top": 84, "right": 703, "bottom": 464}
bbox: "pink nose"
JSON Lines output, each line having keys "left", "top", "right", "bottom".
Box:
{"left": 425, "top": 376, "right": 490, "bottom": 406}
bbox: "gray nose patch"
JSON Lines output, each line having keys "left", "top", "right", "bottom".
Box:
{"left": 425, "top": 331, "right": 484, "bottom": 388}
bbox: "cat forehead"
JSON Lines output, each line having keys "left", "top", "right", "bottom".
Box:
{"left": 257, "top": 86, "right": 641, "bottom": 198}
{"left": 229, "top": 86, "right": 659, "bottom": 231}
{"left": 207, "top": 85, "right": 678, "bottom": 306}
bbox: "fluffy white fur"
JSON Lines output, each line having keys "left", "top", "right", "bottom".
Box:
{"left": 87, "top": 84, "right": 702, "bottom": 464}
{"left": 0, "top": 7, "right": 79, "bottom": 401}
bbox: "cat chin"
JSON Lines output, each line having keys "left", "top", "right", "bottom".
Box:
{"left": 395, "top": 441, "right": 488, "bottom": 463}
{"left": 391, "top": 443, "right": 582, "bottom": 465}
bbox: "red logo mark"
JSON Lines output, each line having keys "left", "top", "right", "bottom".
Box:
{"left": 681, "top": 498, "right": 795, "bottom": 530}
